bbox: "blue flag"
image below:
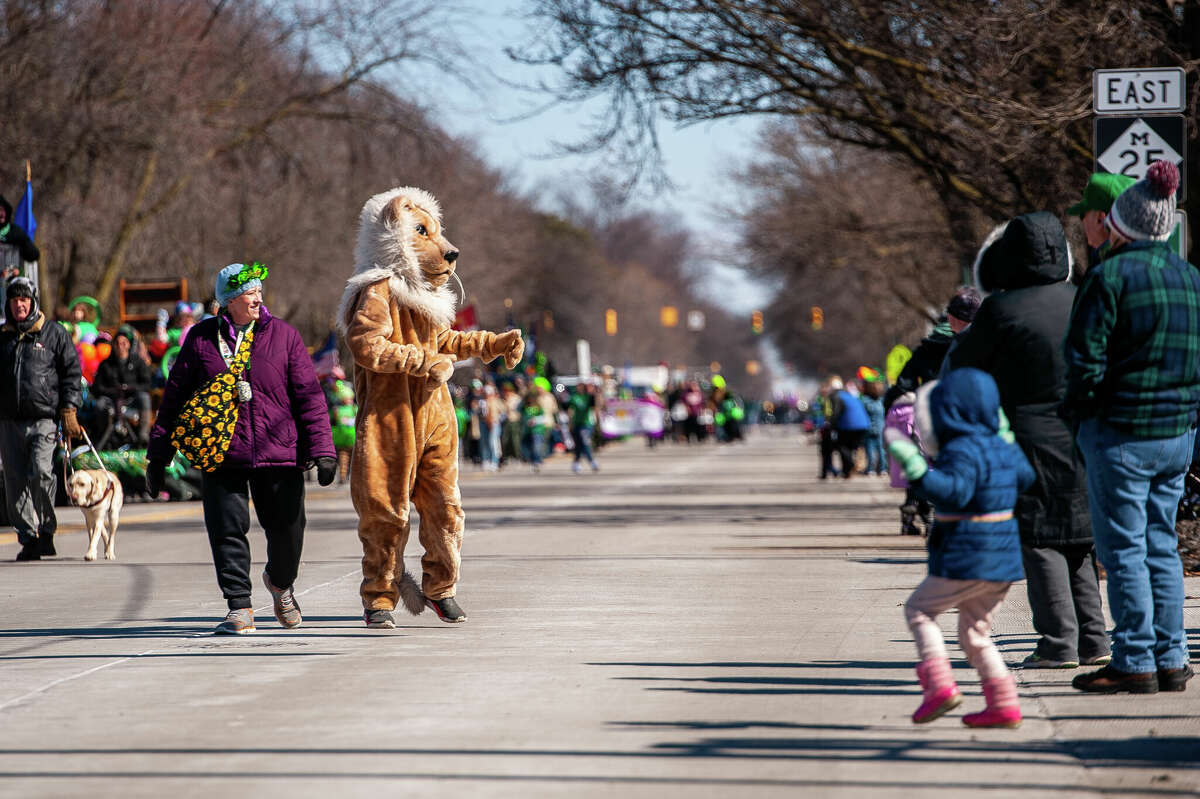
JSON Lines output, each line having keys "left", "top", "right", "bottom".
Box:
{"left": 14, "top": 180, "right": 35, "bottom": 241}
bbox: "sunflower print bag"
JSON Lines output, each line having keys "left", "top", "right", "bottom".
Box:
{"left": 170, "top": 325, "right": 255, "bottom": 472}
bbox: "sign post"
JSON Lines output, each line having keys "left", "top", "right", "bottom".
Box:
{"left": 1170, "top": 211, "right": 1189, "bottom": 260}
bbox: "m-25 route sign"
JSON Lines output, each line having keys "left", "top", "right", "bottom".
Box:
{"left": 1094, "top": 115, "right": 1186, "bottom": 201}
{"left": 1093, "top": 68, "right": 1185, "bottom": 114}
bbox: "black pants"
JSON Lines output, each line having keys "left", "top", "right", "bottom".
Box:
{"left": 819, "top": 427, "right": 838, "bottom": 477}
{"left": 201, "top": 467, "right": 306, "bottom": 610}
{"left": 835, "top": 429, "right": 866, "bottom": 477}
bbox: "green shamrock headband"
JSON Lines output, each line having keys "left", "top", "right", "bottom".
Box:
{"left": 227, "top": 261, "right": 269, "bottom": 290}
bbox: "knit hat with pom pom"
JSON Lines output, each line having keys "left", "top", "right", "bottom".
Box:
{"left": 1107, "top": 161, "right": 1180, "bottom": 242}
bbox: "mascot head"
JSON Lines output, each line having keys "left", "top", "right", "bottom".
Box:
{"left": 339, "top": 186, "right": 459, "bottom": 331}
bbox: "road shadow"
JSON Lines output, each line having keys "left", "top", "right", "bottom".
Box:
{"left": 0, "top": 740, "right": 1193, "bottom": 792}
{"left": 0, "top": 616, "right": 432, "bottom": 654}
{"left": 588, "top": 660, "right": 917, "bottom": 670}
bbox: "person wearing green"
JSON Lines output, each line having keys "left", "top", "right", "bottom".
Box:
{"left": 1063, "top": 162, "right": 1196, "bottom": 694}
{"left": 568, "top": 382, "right": 599, "bottom": 473}
{"left": 522, "top": 379, "right": 556, "bottom": 472}
{"left": 330, "top": 380, "right": 357, "bottom": 484}
{"left": 1067, "top": 172, "right": 1136, "bottom": 275}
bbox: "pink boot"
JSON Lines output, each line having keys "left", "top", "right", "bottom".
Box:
{"left": 913, "top": 658, "right": 963, "bottom": 723}
{"left": 962, "top": 674, "right": 1022, "bottom": 728}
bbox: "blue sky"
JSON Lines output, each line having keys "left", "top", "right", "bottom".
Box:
{"left": 427, "top": 1, "right": 774, "bottom": 313}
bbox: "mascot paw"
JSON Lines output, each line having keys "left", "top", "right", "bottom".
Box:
{"left": 498, "top": 329, "right": 525, "bottom": 369}
{"left": 428, "top": 355, "right": 456, "bottom": 384}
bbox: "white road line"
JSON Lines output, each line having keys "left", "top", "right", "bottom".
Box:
{"left": 0, "top": 653, "right": 154, "bottom": 712}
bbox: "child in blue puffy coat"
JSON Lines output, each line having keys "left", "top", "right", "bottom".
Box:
{"left": 886, "top": 367, "right": 1035, "bottom": 728}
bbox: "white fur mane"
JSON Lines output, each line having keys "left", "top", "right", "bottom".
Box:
{"left": 971, "top": 223, "right": 1007, "bottom": 295}
{"left": 337, "top": 186, "right": 457, "bottom": 332}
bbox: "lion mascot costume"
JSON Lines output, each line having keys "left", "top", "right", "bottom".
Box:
{"left": 339, "top": 187, "right": 524, "bottom": 628}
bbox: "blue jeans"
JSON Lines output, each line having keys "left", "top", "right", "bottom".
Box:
{"left": 572, "top": 426, "right": 596, "bottom": 466}
{"left": 522, "top": 428, "right": 545, "bottom": 465}
{"left": 1075, "top": 418, "right": 1191, "bottom": 673}
{"left": 478, "top": 421, "right": 499, "bottom": 467}
{"left": 864, "top": 431, "right": 884, "bottom": 474}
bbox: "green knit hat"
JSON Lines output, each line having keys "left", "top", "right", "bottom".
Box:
{"left": 1067, "top": 172, "right": 1136, "bottom": 217}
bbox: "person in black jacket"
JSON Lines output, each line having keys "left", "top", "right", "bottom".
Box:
{"left": 0, "top": 276, "right": 83, "bottom": 561}
{"left": 884, "top": 289, "right": 980, "bottom": 534}
{"left": 948, "top": 212, "right": 1109, "bottom": 670}
{"left": 0, "top": 195, "right": 40, "bottom": 264}
{"left": 91, "top": 325, "right": 154, "bottom": 446}
{"left": 883, "top": 318, "right": 955, "bottom": 412}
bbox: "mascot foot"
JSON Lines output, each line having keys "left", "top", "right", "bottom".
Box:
{"left": 364, "top": 609, "right": 396, "bottom": 629}
{"left": 425, "top": 596, "right": 467, "bottom": 623}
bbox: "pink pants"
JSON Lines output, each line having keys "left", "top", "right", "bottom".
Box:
{"left": 905, "top": 576, "right": 1012, "bottom": 680}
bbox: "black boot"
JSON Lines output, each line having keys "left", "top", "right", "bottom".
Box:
{"left": 15, "top": 539, "right": 40, "bottom": 561}
{"left": 917, "top": 501, "right": 934, "bottom": 536}
{"left": 38, "top": 533, "right": 56, "bottom": 557}
{"left": 424, "top": 596, "right": 467, "bottom": 623}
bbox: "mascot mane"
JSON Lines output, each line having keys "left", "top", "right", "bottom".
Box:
{"left": 337, "top": 186, "right": 457, "bottom": 333}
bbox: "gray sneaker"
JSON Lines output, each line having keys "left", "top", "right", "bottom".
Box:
{"left": 215, "top": 608, "right": 255, "bottom": 635}
{"left": 364, "top": 609, "right": 396, "bottom": 629}
{"left": 262, "top": 571, "right": 302, "bottom": 628}
{"left": 1022, "top": 652, "right": 1078, "bottom": 669}
{"left": 1080, "top": 654, "right": 1112, "bottom": 666}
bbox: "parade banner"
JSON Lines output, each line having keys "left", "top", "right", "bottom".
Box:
{"left": 599, "top": 397, "right": 665, "bottom": 438}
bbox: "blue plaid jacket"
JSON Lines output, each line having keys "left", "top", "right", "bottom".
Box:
{"left": 1064, "top": 240, "right": 1200, "bottom": 438}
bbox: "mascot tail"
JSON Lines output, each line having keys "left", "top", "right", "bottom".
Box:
{"left": 399, "top": 569, "right": 426, "bottom": 616}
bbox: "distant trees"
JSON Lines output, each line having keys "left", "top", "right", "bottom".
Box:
{"left": 0, "top": 0, "right": 766, "bottom": 393}
{"left": 1, "top": 0, "right": 459, "bottom": 307}
{"left": 736, "top": 129, "right": 963, "bottom": 373}
{"left": 514, "top": 0, "right": 1199, "bottom": 374}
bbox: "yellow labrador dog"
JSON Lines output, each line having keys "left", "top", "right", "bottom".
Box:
{"left": 67, "top": 469, "right": 123, "bottom": 561}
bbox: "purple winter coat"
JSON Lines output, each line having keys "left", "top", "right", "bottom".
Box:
{"left": 148, "top": 307, "right": 334, "bottom": 469}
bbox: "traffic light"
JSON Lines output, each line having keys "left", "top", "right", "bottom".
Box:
{"left": 660, "top": 305, "right": 679, "bottom": 327}
{"left": 810, "top": 306, "right": 823, "bottom": 331}
{"left": 751, "top": 309, "right": 764, "bottom": 335}
{"left": 605, "top": 308, "right": 618, "bottom": 336}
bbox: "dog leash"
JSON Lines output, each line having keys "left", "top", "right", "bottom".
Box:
{"left": 57, "top": 424, "right": 113, "bottom": 484}
{"left": 78, "top": 428, "right": 111, "bottom": 477}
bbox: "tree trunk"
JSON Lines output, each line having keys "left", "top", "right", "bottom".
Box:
{"left": 95, "top": 152, "right": 159, "bottom": 306}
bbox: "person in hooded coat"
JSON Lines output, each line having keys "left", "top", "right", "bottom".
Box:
{"left": 0, "top": 195, "right": 40, "bottom": 265}
{"left": 887, "top": 368, "right": 1036, "bottom": 728}
{"left": 948, "top": 211, "right": 1109, "bottom": 670}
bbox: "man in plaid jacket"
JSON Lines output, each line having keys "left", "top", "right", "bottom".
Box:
{"left": 1063, "top": 161, "right": 1196, "bottom": 695}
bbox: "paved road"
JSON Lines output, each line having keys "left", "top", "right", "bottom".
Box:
{"left": 0, "top": 430, "right": 1196, "bottom": 797}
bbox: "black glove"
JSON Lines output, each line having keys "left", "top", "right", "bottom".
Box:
{"left": 316, "top": 456, "right": 338, "bottom": 486}
{"left": 145, "top": 459, "right": 168, "bottom": 497}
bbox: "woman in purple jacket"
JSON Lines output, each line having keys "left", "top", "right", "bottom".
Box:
{"left": 147, "top": 263, "right": 336, "bottom": 635}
